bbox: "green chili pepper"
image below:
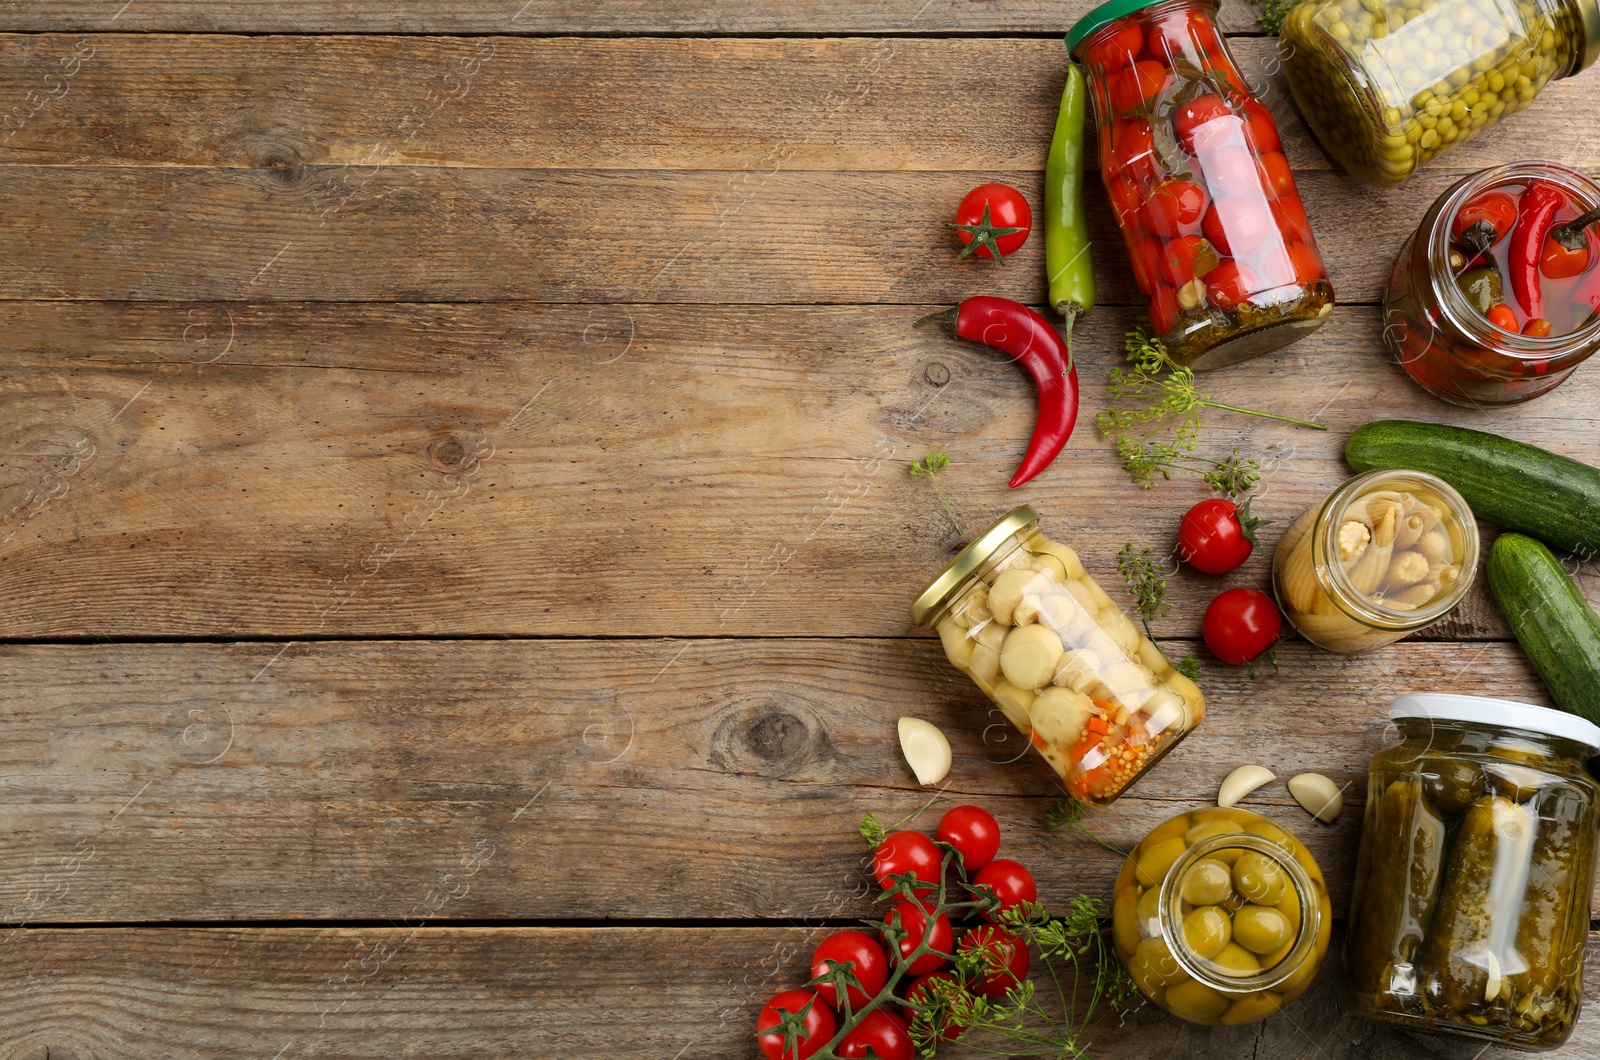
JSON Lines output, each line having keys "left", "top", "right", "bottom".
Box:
{"left": 1045, "top": 62, "right": 1095, "bottom": 357}
{"left": 1457, "top": 265, "right": 1505, "bottom": 315}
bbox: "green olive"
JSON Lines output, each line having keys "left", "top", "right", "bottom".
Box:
{"left": 1221, "top": 991, "right": 1284, "bottom": 1025}
{"left": 1232, "top": 905, "right": 1294, "bottom": 955}
{"left": 1233, "top": 852, "right": 1288, "bottom": 906}
{"left": 1128, "top": 936, "right": 1186, "bottom": 994}
{"left": 1209, "top": 941, "right": 1263, "bottom": 978}
{"left": 1165, "top": 979, "right": 1230, "bottom": 1023}
{"left": 1181, "top": 905, "right": 1233, "bottom": 960}
{"left": 1136, "top": 883, "right": 1162, "bottom": 934}
{"left": 1179, "top": 858, "right": 1234, "bottom": 906}
{"left": 1134, "top": 836, "right": 1188, "bottom": 888}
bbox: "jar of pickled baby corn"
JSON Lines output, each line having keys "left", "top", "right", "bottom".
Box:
{"left": 1272, "top": 470, "right": 1479, "bottom": 652}
{"left": 1111, "top": 807, "right": 1332, "bottom": 1025}
{"left": 1280, "top": 0, "right": 1600, "bottom": 186}
{"left": 909, "top": 506, "right": 1205, "bottom": 805}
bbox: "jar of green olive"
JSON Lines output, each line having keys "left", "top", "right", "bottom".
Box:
{"left": 1112, "top": 807, "right": 1332, "bottom": 1025}
{"left": 909, "top": 506, "right": 1205, "bottom": 806}
{"left": 1280, "top": 0, "right": 1600, "bottom": 185}
{"left": 1345, "top": 694, "right": 1600, "bottom": 1049}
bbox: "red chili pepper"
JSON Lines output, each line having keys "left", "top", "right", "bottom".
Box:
{"left": 1521, "top": 317, "right": 1552, "bottom": 337}
{"left": 1509, "top": 181, "right": 1564, "bottom": 319}
{"left": 915, "top": 297, "right": 1078, "bottom": 488}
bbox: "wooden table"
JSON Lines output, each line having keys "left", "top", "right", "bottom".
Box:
{"left": 1, "top": 2, "right": 1598, "bottom": 1056}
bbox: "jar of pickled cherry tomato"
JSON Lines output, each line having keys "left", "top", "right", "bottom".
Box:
{"left": 1111, "top": 807, "right": 1332, "bottom": 1025}
{"left": 1068, "top": 0, "right": 1336, "bottom": 370}
{"left": 909, "top": 506, "right": 1205, "bottom": 806}
{"left": 1384, "top": 161, "right": 1600, "bottom": 406}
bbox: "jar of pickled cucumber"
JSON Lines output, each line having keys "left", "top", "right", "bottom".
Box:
{"left": 1280, "top": 0, "right": 1600, "bottom": 186}
{"left": 1345, "top": 694, "right": 1600, "bottom": 1049}
{"left": 1111, "top": 807, "right": 1332, "bottom": 1025}
{"left": 909, "top": 507, "right": 1205, "bottom": 805}
{"left": 1385, "top": 162, "right": 1600, "bottom": 406}
{"left": 1272, "top": 470, "right": 1479, "bottom": 653}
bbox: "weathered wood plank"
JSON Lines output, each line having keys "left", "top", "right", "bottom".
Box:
{"left": 1, "top": 36, "right": 1592, "bottom": 177}
{"left": 0, "top": 637, "right": 1589, "bottom": 924}
{"left": 0, "top": 1, "right": 1265, "bottom": 36}
{"left": 0, "top": 925, "right": 1595, "bottom": 1057}
{"left": 2, "top": 300, "right": 1597, "bottom": 639}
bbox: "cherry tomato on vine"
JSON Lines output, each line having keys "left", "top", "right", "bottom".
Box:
{"left": 957, "top": 925, "right": 1031, "bottom": 999}
{"left": 1178, "top": 498, "right": 1267, "bottom": 575}
{"left": 757, "top": 989, "right": 836, "bottom": 1060}
{"left": 952, "top": 183, "right": 1032, "bottom": 261}
{"left": 873, "top": 831, "right": 944, "bottom": 894}
{"left": 1202, "top": 587, "right": 1282, "bottom": 666}
{"left": 902, "top": 971, "right": 967, "bottom": 1042}
{"left": 971, "top": 859, "right": 1037, "bottom": 921}
{"left": 937, "top": 805, "right": 1001, "bottom": 870}
{"left": 810, "top": 930, "right": 889, "bottom": 1011}
{"left": 884, "top": 900, "right": 954, "bottom": 976}
{"left": 836, "top": 1009, "right": 915, "bottom": 1060}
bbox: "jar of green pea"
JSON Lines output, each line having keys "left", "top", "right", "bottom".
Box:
{"left": 1279, "top": 0, "right": 1600, "bottom": 186}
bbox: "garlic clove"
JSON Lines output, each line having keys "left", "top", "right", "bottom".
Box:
{"left": 1218, "top": 765, "right": 1276, "bottom": 808}
{"left": 898, "top": 717, "right": 952, "bottom": 786}
{"left": 1288, "top": 772, "right": 1343, "bottom": 823}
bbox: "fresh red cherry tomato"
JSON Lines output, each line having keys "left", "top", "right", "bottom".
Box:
{"left": 1241, "top": 101, "right": 1282, "bottom": 153}
{"left": 757, "top": 989, "right": 836, "bottom": 1060}
{"left": 1129, "top": 234, "right": 1163, "bottom": 294}
{"left": 970, "top": 859, "right": 1037, "bottom": 921}
{"left": 1143, "top": 177, "right": 1208, "bottom": 238}
{"left": 957, "top": 925, "right": 1031, "bottom": 999}
{"left": 1287, "top": 241, "right": 1325, "bottom": 286}
{"left": 902, "top": 971, "right": 967, "bottom": 1042}
{"left": 1086, "top": 22, "right": 1147, "bottom": 71}
{"left": 873, "top": 831, "right": 944, "bottom": 894}
{"left": 1202, "top": 587, "right": 1282, "bottom": 666}
{"left": 952, "top": 183, "right": 1032, "bottom": 261}
{"left": 884, "top": 900, "right": 954, "bottom": 976}
{"left": 836, "top": 1009, "right": 915, "bottom": 1060}
{"left": 1111, "top": 117, "right": 1160, "bottom": 185}
{"left": 1171, "top": 93, "right": 1232, "bottom": 153}
{"left": 1110, "top": 60, "right": 1169, "bottom": 113}
{"left": 1451, "top": 190, "right": 1519, "bottom": 250}
{"left": 936, "top": 805, "right": 1001, "bottom": 870}
{"left": 1178, "top": 497, "right": 1265, "bottom": 575}
{"left": 1255, "top": 152, "right": 1295, "bottom": 200}
{"left": 1149, "top": 282, "right": 1179, "bottom": 334}
{"left": 810, "top": 931, "right": 889, "bottom": 1011}
{"left": 1205, "top": 260, "right": 1260, "bottom": 311}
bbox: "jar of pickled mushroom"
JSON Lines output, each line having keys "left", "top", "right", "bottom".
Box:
{"left": 1281, "top": 0, "right": 1600, "bottom": 186}
{"left": 1345, "top": 694, "right": 1600, "bottom": 1049}
{"left": 1111, "top": 807, "right": 1332, "bottom": 1025}
{"left": 1385, "top": 161, "right": 1600, "bottom": 406}
{"left": 909, "top": 506, "right": 1204, "bottom": 805}
{"left": 1068, "top": 0, "right": 1335, "bottom": 369}
{"left": 1272, "top": 470, "right": 1479, "bottom": 653}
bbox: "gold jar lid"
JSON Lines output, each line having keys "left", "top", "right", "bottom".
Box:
{"left": 907, "top": 505, "right": 1037, "bottom": 627}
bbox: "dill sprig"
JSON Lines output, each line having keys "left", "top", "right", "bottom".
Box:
{"left": 909, "top": 452, "right": 962, "bottom": 535}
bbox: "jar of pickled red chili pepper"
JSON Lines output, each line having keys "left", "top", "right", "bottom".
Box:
{"left": 909, "top": 506, "right": 1205, "bottom": 805}
{"left": 1281, "top": 0, "right": 1600, "bottom": 187}
{"left": 1385, "top": 161, "right": 1600, "bottom": 406}
{"left": 1068, "top": 0, "right": 1335, "bottom": 370}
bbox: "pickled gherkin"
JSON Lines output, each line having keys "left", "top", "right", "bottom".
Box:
{"left": 1280, "top": 0, "right": 1600, "bottom": 185}
{"left": 1504, "top": 785, "right": 1595, "bottom": 1043}
{"left": 1344, "top": 779, "right": 1446, "bottom": 1002}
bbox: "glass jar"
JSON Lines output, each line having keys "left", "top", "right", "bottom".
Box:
{"left": 1281, "top": 0, "right": 1600, "bottom": 186}
{"left": 1384, "top": 162, "right": 1600, "bottom": 407}
{"left": 1111, "top": 807, "right": 1332, "bottom": 1025}
{"left": 909, "top": 506, "right": 1204, "bottom": 805}
{"left": 1273, "top": 470, "right": 1478, "bottom": 653}
{"left": 1345, "top": 694, "right": 1600, "bottom": 1049}
{"left": 1067, "top": 0, "right": 1335, "bottom": 370}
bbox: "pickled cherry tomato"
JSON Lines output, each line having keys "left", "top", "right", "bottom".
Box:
{"left": 1110, "top": 117, "right": 1160, "bottom": 184}
{"left": 1161, "top": 233, "right": 1216, "bottom": 286}
{"left": 1256, "top": 152, "right": 1295, "bottom": 200}
{"left": 1150, "top": 283, "right": 1179, "bottom": 334}
{"left": 1203, "top": 198, "right": 1273, "bottom": 257}
{"left": 1143, "top": 178, "right": 1208, "bottom": 237}
{"left": 1146, "top": 9, "right": 1219, "bottom": 65}
{"left": 1129, "top": 235, "right": 1163, "bottom": 295}
{"left": 1086, "top": 22, "right": 1147, "bottom": 71}
{"left": 1205, "top": 260, "right": 1258, "bottom": 310}
{"left": 1202, "top": 145, "right": 1260, "bottom": 199}
{"left": 1206, "top": 62, "right": 1248, "bottom": 95}
{"left": 1171, "top": 93, "right": 1232, "bottom": 153}
{"left": 1108, "top": 172, "right": 1146, "bottom": 225}
{"left": 1288, "top": 241, "right": 1325, "bottom": 286}
{"left": 1271, "top": 194, "right": 1313, "bottom": 244}
{"left": 1110, "top": 60, "right": 1169, "bottom": 113}
{"left": 1241, "top": 102, "right": 1281, "bottom": 154}
{"left": 1248, "top": 243, "right": 1298, "bottom": 288}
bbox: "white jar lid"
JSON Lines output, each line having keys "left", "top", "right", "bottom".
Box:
{"left": 1390, "top": 693, "right": 1600, "bottom": 755}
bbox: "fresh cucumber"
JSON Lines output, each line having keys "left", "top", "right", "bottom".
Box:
{"left": 1487, "top": 533, "right": 1600, "bottom": 727}
{"left": 1346, "top": 420, "right": 1600, "bottom": 559}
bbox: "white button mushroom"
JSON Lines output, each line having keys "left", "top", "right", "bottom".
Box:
{"left": 987, "top": 568, "right": 1037, "bottom": 626}
{"left": 1000, "top": 623, "right": 1065, "bottom": 690}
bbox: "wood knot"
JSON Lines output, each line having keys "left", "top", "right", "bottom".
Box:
{"left": 708, "top": 700, "right": 833, "bottom": 779}
{"left": 428, "top": 437, "right": 469, "bottom": 473}
{"left": 923, "top": 361, "right": 951, "bottom": 387}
